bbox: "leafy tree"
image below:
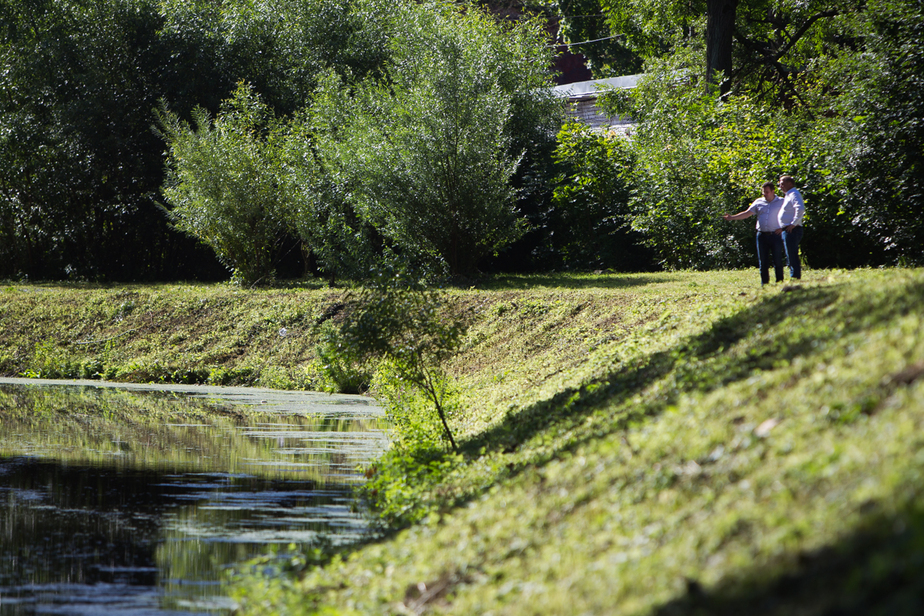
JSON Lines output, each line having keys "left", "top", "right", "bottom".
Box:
{"left": 581, "top": 0, "right": 845, "bottom": 98}
{"left": 157, "top": 84, "right": 289, "bottom": 285}
{"left": 812, "top": 0, "right": 924, "bottom": 265}
{"left": 156, "top": 0, "right": 391, "bottom": 116}
{"left": 275, "top": 113, "right": 379, "bottom": 284}
{"left": 547, "top": 0, "right": 643, "bottom": 77}
{"left": 549, "top": 121, "right": 647, "bottom": 270}
{"left": 154, "top": 0, "right": 396, "bottom": 284}
{"left": 732, "top": 0, "right": 845, "bottom": 103}
{"left": 605, "top": 50, "right": 814, "bottom": 269}
{"left": 1, "top": 0, "right": 392, "bottom": 282}
{"left": 584, "top": 0, "right": 924, "bottom": 271}
{"left": 327, "top": 273, "right": 469, "bottom": 451}
{"left": 0, "top": 0, "right": 217, "bottom": 281}
{"left": 587, "top": 0, "right": 696, "bottom": 64}
{"left": 313, "top": 2, "right": 560, "bottom": 278}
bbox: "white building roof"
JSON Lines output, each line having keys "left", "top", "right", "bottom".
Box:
{"left": 552, "top": 74, "right": 642, "bottom": 132}
{"left": 551, "top": 74, "right": 643, "bottom": 100}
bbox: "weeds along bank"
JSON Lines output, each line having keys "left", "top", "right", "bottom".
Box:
{"left": 0, "top": 271, "right": 763, "bottom": 391}
{"left": 3, "top": 269, "right": 924, "bottom": 614}
{"left": 0, "top": 282, "right": 350, "bottom": 387}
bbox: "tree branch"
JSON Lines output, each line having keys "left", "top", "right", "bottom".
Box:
{"left": 772, "top": 10, "right": 839, "bottom": 61}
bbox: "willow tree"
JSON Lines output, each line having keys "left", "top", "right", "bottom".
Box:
{"left": 312, "top": 1, "right": 560, "bottom": 278}
{"left": 157, "top": 84, "right": 288, "bottom": 286}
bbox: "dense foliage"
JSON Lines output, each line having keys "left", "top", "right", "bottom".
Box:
{"left": 586, "top": 0, "right": 924, "bottom": 269}
{"left": 0, "top": 0, "right": 220, "bottom": 281}
{"left": 1, "top": 0, "right": 922, "bottom": 281}
{"left": 157, "top": 85, "right": 291, "bottom": 285}
{"left": 548, "top": 121, "right": 650, "bottom": 270}
{"left": 307, "top": 4, "right": 559, "bottom": 278}
{"left": 1, "top": 0, "right": 561, "bottom": 283}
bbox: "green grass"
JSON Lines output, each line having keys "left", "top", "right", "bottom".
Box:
{"left": 3, "top": 268, "right": 924, "bottom": 614}
{"left": 239, "top": 269, "right": 924, "bottom": 615}
{"left": 0, "top": 283, "right": 345, "bottom": 389}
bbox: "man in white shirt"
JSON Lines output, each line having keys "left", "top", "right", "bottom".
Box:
{"left": 776, "top": 175, "right": 805, "bottom": 280}
{"left": 723, "top": 182, "right": 785, "bottom": 285}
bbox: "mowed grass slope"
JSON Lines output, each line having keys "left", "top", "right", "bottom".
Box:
{"left": 2, "top": 269, "right": 924, "bottom": 614}
{"left": 235, "top": 269, "right": 924, "bottom": 615}
{"left": 0, "top": 282, "right": 343, "bottom": 389}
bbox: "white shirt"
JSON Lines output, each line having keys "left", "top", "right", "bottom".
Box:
{"left": 778, "top": 187, "right": 805, "bottom": 227}
{"left": 747, "top": 196, "right": 784, "bottom": 232}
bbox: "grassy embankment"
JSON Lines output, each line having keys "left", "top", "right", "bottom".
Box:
{"left": 2, "top": 268, "right": 924, "bottom": 614}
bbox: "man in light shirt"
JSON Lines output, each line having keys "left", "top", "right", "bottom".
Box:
{"left": 776, "top": 175, "right": 805, "bottom": 280}
{"left": 723, "top": 181, "right": 785, "bottom": 285}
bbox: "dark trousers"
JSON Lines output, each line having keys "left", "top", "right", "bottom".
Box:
{"left": 782, "top": 226, "right": 804, "bottom": 279}
{"left": 757, "top": 231, "right": 784, "bottom": 285}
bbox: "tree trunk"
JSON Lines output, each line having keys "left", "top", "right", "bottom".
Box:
{"left": 706, "top": 0, "right": 738, "bottom": 94}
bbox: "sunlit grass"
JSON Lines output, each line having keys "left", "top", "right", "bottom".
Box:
{"left": 0, "top": 283, "right": 345, "bottom": 390}
{"left": 3, "top": 269, "right": 924, "bottom": 614}
{"left": 232, "top": 268, "right": 924, "bottom": 615}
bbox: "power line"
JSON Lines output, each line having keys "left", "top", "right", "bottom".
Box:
{"left": 551, "top": 33, "right": 623, "bottom": 48}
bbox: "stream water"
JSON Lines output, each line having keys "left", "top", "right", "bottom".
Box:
{"left": 0, "top": 378, "right": 388, "bottom": 615}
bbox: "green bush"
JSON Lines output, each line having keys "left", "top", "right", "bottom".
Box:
{"left": 550, "top": 120, "right": 644, "bottom": 270}
{"left": 157, "top": 84, "right": 289, "bottom": 286}
{"left": 311, "top": 2, "right": 559, "bottom": 277}
{"left": 316, "top": 321, "right": 373, "bottom": 395}
{"left": 323, "top": 273, "right": 468, "bottom": 451}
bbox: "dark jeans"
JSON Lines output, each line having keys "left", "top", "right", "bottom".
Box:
{"left": 782, "top": 226, "right": 804, "bottom": 279}
{"left": 757, "top": 231, "right": 784, "bottom": 285}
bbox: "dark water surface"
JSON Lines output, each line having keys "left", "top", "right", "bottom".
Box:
{"left": 0, "top": 378, "right": 387, "bottom": 615}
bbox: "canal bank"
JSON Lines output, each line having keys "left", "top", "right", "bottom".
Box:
{"left": 3, "top": 269, "right": 924, "bottom": 615}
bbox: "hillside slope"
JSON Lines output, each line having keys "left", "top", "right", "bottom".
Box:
{"left": 2, "top": 269, "right": 924, "bottom": 614}
{"left": 245, "top": 269, "right": 924, "bottom": 615}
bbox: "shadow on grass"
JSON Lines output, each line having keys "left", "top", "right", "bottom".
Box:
{"left": 462, "top": 284, "right": 842, "bottom": 457}
{"left": 261, "top": 274, "right": 924, "bottom": 612}
{"left": 364, "top": 276, "right": 924, "bottom": 537}
{"left": 471, "top": 273, "right": 678, "bottom": 290}
{"left": 464, "top": 276, "right": 924, "bottom": 460}
{"left": 653, "top": 498, "right": 924, "bottom": 616}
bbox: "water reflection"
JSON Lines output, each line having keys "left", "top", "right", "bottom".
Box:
{"left": 0, "top": 379, "right": 387, "bottom": 615}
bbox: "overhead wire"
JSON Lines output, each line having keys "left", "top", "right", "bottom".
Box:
{"left": 551, "top": 33, "right": 623, "bottom": 48}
